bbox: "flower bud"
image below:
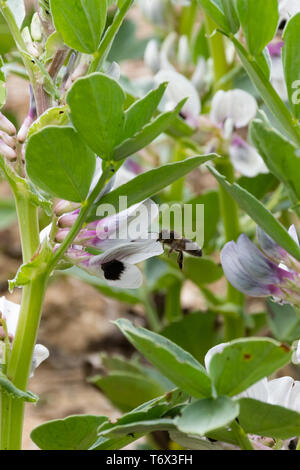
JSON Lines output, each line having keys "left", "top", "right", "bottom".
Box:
{"left": 57, "top": 212, "right": 79, "bottom": 228}
{"left": 21, "top": 27, "right": 39, "bottom": 58}
{"left": 54, "top": 200, "right": 80, "bottom": 216}
{"left": 0, "top": 113, "right": 16, "bottom": 136}
{"left": 0, "top": 131, "right": 16, "bottom": 149}
{"left": 0, "top": 140, "right": 17, "bottom": 160}
{"left": 31, "top": 12, "right": 42, "bottom": 42}
{"left": 177, "top": 35, "right": 191, "bottom": 70}
{"left": 144, "top": 39, "right": 161, "bottom": 73}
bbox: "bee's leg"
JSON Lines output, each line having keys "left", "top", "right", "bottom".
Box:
{"left": 177, "top": 251, "right": 183, "bottom": 270}
{"left": 168, "top": 247, "right": 174, "bottom": 257}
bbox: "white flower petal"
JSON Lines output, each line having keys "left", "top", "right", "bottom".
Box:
{"left": 106, "top": 263, "right": 143, "bottom": 289}
{"left": 0, "top": 296, "right": 20, "bottom": 338}
{"left": 97, "top": 239, "right": 164, "bottom": 265}
{"left": 279, "top": 0, "right": 300, "bottom": 21}
{"left": 144, "top": 39, "right": 161, "bottom": 73}
{"left": 210, "top": 89, "right": 257, "bottom": 128}
{"left": 268, "top": 377, "right": 294, "bottom": 407}
{"left": 271, "top": 56, "right": 288, "bottom": 101}
{"left": 287, "top": 381, "right": 300, "bottom": 413}
{"left": 229, "top": 138, "right": 268, "bottom": 177}
{"left": 236, "top": 378, "right": 269, "bottom": 402}
{"left": 154, "top": 69, "right": 201, "bottom": 118}
{"left": 30, "top": 344, "right": 50, "bottom": 377}
{"left": 288, "top": 224, "right": 299, "bottom": 246}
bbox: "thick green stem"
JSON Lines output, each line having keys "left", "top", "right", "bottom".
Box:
{"left": 4, "top": 276, "right": 47, "bottom": 450}
{"left": 0, "top": 191, "right": 45, "bottom": 450}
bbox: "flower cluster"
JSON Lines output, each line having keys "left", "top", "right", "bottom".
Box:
{"left": 51, "top": 162, "right": 163, "bottom": 289}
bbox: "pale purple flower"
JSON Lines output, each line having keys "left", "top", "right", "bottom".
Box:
{"left": 221, "top": 227, "right": 300, "bottom": 302}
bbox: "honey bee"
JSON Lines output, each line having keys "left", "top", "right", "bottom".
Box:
{"left": 158, "top": 230, "right": 202, "bottom": 270}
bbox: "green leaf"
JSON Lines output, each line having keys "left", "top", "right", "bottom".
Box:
{"left": 115, "top": 319, "right": 212, "bottom": 398}
{"left": 236, "top": 0, "right": 278, "bottom": 55}
{"left": 90, "top": 371, "right": 168, "bottom": 412}
{"left": 0, "top": 371, "right": 38, "bottom": 402}
{"left": 282, "top": 13, "right": 300, "bottom": 119}
{"left": 114, "top": 101, "right": 186, "bottom": 161}
{"left": 50, "top": 0, "right": 107, "bottom": 53}
{"left": 176, "top": 397, "right": 239, "bottom": 436}
{"left": 228, "top": 35, "right": 300, "bottom": 145}
{"left": 67, "top": 267, "right": 143, "bottom": 304}
{"left": 26, "top": 126, "right": 96, "bottom": 202}
{"left": 208, "top": 338, "right": 292, "bottom": 396}
{"left": 221, "top": 0, "right": 240, "bottom": 33}
{"left": 161, "top": 311, "right": 219, "bottom": 364}
{"left": 267, "top": 299, "right": 300, "bottom": 343}
{"left": 96, "top": 154, "right": 217, "bottom": 212}
{"left": 237, "top": 173, "right": 277, "bottom": 200}
{"left": 209, "top": 166, "right": 300, "bottom": 262}
{"left": 67, "top": 73, "right": 126, "bottom": 160}
{"left": 123, "top": 83, "right": 167, "bottom": 140}
{"left": 27, "top": 106, "right": 69, "bottom": 139}
{"left": 238, "top": 398, "right": 300, "bottom": 439}
{"left": 183, "top": 257, "right": 223, "bottom": 285}
{"left": 31, "top": 415, "right": 108, "bottom": 450}
{"left": 250, "top": 118, "right": 300, "bottom": 204}
{"left": 197, "top": 0, "right": 230, "bottom": 31}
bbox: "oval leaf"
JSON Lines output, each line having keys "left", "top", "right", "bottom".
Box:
{"left": 26, "top": 126, "right": 96, "bottom": 202}
{"left": 208, "top": 338, "right": 292, "bottom": 396}
{"left": 115, "top": 319, "right": 212, "bottom": 398}
{"left": 50, "top": 0, "right": 107, "bottom": 53}
{"left": 67, "top": 73, "right": 126, "bottom": 159}
{"left": 176, "top": 397, "right": 239, "bottom": 436}
{"left": 31, "top": 415, "right": 108, "bottom": 450}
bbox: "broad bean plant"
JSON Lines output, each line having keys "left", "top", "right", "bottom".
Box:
{"left": 0, "top": 0, "right": 300, "bottom": 451}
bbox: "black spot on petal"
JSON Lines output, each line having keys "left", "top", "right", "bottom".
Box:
{"left": 101, "top": 260, "right": 125, "bottom": 281}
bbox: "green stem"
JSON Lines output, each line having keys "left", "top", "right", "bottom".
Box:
{"left": 179, "top": 0, "right": 198, "bottom": 39}
{"left": 5, "top": 276, "right": 48, "bottom": 450}
{"left": 204, "top": 14, "right": 230, "bottom": 90}
{"left": 0, "top": 189, "right": 44, "bottom": 449}
{"left": 204, "top": 13, "right": 245, "bottom": 339}
{"left": 143, "top": 294, "right": 161, "bottom": 332}
{"left": 231, "top": 420, "right": 254, "bottom": 450}
{"left": 165, "top": 280, "right": 183, "bottom": 324}
{"left": 216, "top": 160, "right": 245, "bottom": 339}
{"left": 88, "top": 0, "right": 133, "bottom": 73}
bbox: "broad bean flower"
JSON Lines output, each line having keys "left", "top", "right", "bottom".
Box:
{"left": 210, "top": 89, "right": 268, "bottom": 177}
{"left": 221, "top": 225, "right": 300, "bottom": 303}
{"left": 0, "top": 297, "right": 49, "bottom": 376}
{"left": 50, "top": 162, "right": 163, "bottom": 289}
